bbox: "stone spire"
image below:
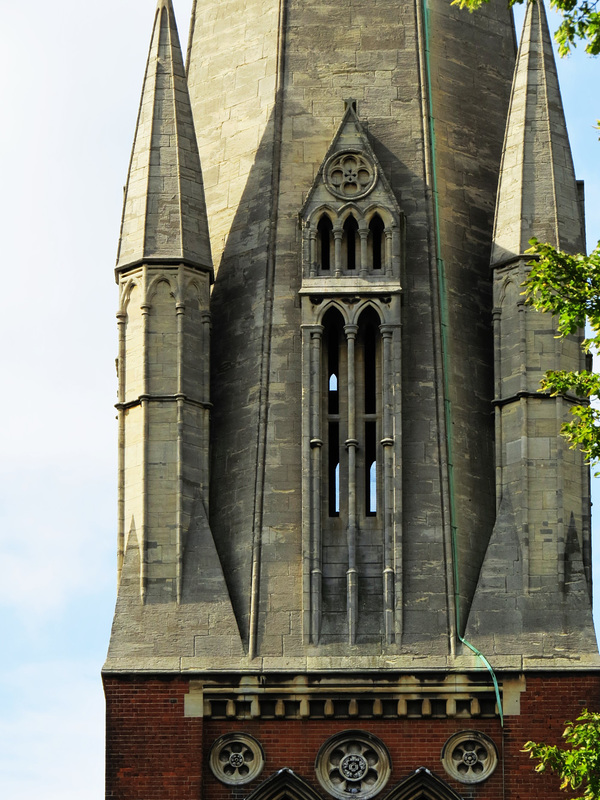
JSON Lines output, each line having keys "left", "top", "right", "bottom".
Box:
{"left": 116, "top": 0, "right": 212, "bottom": 273}
{"left": 491, "top": 0, "right": 585, "bottom": 266}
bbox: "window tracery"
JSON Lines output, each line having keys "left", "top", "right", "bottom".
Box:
{"left": 300, "top": 107, "right": 403, "bottom": 646}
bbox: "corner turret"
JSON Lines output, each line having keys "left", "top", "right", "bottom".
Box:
{"left": 467, "top": 0, "right": 596, "bottom": 660}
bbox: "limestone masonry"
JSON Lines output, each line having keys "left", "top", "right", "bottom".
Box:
{"left": 104, "top": 1, "right": 600, "bottom": 798}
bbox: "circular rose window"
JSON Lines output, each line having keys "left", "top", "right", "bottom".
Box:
{"left": 315, "top": 731, "right": 391, "bottom": 799}
{"left": 324, "top": 151, "right": 377, "bottom": 200}
{"left": 209, "top": 733, "right": 265, "bottom": 785}
{"left": 441, "top": 730, "right": 498, "bottom": 784}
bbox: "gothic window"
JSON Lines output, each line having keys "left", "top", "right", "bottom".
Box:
{"left": 321, "top": 306, "right": 381, "bottom": 523}
{"left": 313, "top": 209, "right": 392, "bottom": 275}
{"left": 323, "top": 309, "right": 345, "bottom": 518}
{"left": 343, "top": 214, "right": 359, "bottom": 270}
{"left": 318, "top": 215, "right": 333, "bottom": 271}
{"left": 369, "top": 214, "right": 385, "bottom": 270}
{"left": 360, "top": 309, "right": 380, "bottom": 516}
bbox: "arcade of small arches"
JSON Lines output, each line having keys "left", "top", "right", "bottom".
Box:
{"left": 305, "top": 206, "right": 398, "bottom": 278}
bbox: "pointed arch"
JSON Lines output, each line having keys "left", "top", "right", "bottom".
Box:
{"left": 498, "top": 274, "right": 518, "bottom": 307}
{"left": 317, "top": 214, "right": 334, "bottom": 271}
{"left": 308, "top": 203, "right": 338, "bottom": 226}
{"left": 119, "top": 277, "right": 140, "bottom": 315}
{"left": 383, "top": 769, "right": 464, "bottom": 800}
{"left": 363, "top": 204, "right": 396, "bottom": 228}
{"left": 369, "top": 214, "right": 386, "bottom": 270}
{"left": 316, "top": 299, "right": 351, "bottom": 326}
{"left": 245, "top": 769, "right": 323, "bottom": 800}
{"left": 343, "top": 214, "right": 359, "bottom": 270}
{"left": 338, "top": 202, "right": 364, "bottom": 224}
{"left": 351, "top": 299, "right": 384, "bottom": 326}
{"left": 147, "top": 274, "right": 175, "bottom": 304}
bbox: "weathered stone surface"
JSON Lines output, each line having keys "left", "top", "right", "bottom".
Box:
{"left": 105, "top": 0, "right": 596, "bottom": 674}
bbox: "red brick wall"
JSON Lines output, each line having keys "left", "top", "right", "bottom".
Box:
{"left": 104, "top": 674, "right": 600, "bottom": 800}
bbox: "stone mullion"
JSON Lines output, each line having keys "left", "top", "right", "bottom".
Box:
{"left": 116, "top": 300, "right": 127, "bottom": 587}
{"left": 308, "top": 325, "right": 323, "bottom": 642}
{"left": 384, "top": 227, "right": 393, "bottom": 277}
{"left": 492, "top": 305, "right": 502, "bottom": 512}
{"left": 359, "top": 225, "right": 368, "bottom": 276}
{"left": 380, "top": 324, "right": 395, "bottom": 643}
{"left": 201, "top": 309, "right": 212, "bottom": 505}
{"left": 334, "top": 227, "right": 343, "bottom": 276}
{"left": 518, "top": 282, "right": 530, "bottom": 593}
{"left": 345, "top": 323, "right": 359, "bottom": 645}
{"left": 307, "top": 224, "right": 317, "bottom": 277}
{"left": 556, "top": 378, "right": 565, "bottom": 593}
{"left": 175, "top": 267, "right": 185, "bottom": 605}
{"left": 140, "top": 265, "right": 150, "bottom": 604}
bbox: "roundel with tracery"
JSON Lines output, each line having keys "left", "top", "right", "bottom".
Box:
{"left": 209, "top": 732, "right": 265, "bottom": 785}
{"left": 324, "top": 150, "right": 377, "bottom": 200}
{"left": 315, "top": 730, "right": 391, "bottom": 799}
{"left": 441, "top": 730, "right": 498, "bottom": 784}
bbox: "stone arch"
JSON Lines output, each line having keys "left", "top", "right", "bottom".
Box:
{"left": 245, "top": 769, "right": 323, "bottom": 800}
{"left": 308, "top": 204, "right": 338, "bottom": 227}
{"left": 119, "top": 277, "right": 139, "bottom": 315}
{"left": 146, "top": 274, "right": 175, "bottom": 305}
{"left": 383, "top": 768, "right": 463, "bottom": 800}
{"left": 363, "top": 203, "right": 396, "bottom": 228}
{"left": 316, "top": 299, "right": 351, "bottom": 326}
{"left": 338, "top": 202, "right": 364, "bottom": 225}
{"left": 498, "top": 274, "right": 517, "bottom": 307}
{"left": 351, "top": 299, "right": 385, "bottom": 326}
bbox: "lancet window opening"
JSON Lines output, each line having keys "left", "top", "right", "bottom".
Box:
{"left": 313, "top": 211, "right": 391, "bottom": 275}
{"left": 321, "top": 307, "right": 382, "bottom": 523}
{"left": 369, "top": 213, "right": 385, "bottom": 271}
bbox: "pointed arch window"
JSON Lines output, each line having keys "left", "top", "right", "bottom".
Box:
{"left": 321, "top": 307, "right": 381, "bottom": 522}
{"left": 369, "top": 214, "right": 385, "bottom": 270}
{"left": 318, "top": 215, "right": 333, "bottom": 271}
{"left": 343, "top": 215, "right": 359, "bottom": 270}
{"left": 313, "top": 209, "right": 393, "bottom": 275}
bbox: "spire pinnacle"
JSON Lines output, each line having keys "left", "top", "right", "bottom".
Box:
{"left": 491, "top": 0, "right": 584, "bottom": 266}
{"left": 116, "top": 0, "right": 212, "bottom": 273}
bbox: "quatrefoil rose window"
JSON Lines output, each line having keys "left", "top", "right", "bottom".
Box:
{"left": 324, "top": 150, "right": 377, "bottom": 200}
{"left": 441, "top": 730, "right": 498, "bottom": 784}
{"left": 315, "top": 731, "right": 391, "bottom": 799}
{"left": 209, "top": 733, "right": 265, "bottom": 785}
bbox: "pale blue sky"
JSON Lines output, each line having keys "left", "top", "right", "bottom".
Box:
{"left": 0, "top": 1, "right": 597, "bottom": 798}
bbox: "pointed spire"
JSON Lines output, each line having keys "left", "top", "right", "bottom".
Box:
{"left": 116, "top": 0, "right": 212, "bottom": 274}
{"left": 491, "top": 0, "right": 584, "bottom": 266}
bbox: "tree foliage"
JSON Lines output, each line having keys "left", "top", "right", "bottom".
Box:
{"left": 524, "top": 240, "right": 600, "bottom": 466}
{"left": 523, "top": 710, "right": 600, "bottom": 799}
{"left": 452, "top": 0, "right": 600, "bottom": 55}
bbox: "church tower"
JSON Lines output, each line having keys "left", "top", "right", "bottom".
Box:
{"left": 104, "top": 1, "right": 599, "bottom": 799}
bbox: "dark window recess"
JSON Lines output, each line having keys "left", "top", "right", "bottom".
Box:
{"left": 365, "top": 421, "right": 377, "bottom": 516}
{"left": 328, "top": 332, "right": 339, "bottom": 415}
{"left": 318, "top": 215, "right": 332, "bottom": 270}
{"left": 370, "top": 214, "right": 385, "bottom": 269}
{"left": 344, "top": 215, "right": 358, "bottom": 270}
{"left": 329, "top": 422, "right": 340, "bottom": 517}
{"left": 364, "top": 324, "right": 376, "bottom": 413}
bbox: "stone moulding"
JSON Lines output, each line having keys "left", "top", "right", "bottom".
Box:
{"left": 184, "top": 674, "right": 508, "bottom": 720}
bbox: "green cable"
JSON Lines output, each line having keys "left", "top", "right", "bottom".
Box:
{"left": 421, "top": 0, "right": 504, "bottom": 727}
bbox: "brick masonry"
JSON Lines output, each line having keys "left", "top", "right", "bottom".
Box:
{"left": 104, "top": 673, "right": 600, "bottom": 800}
